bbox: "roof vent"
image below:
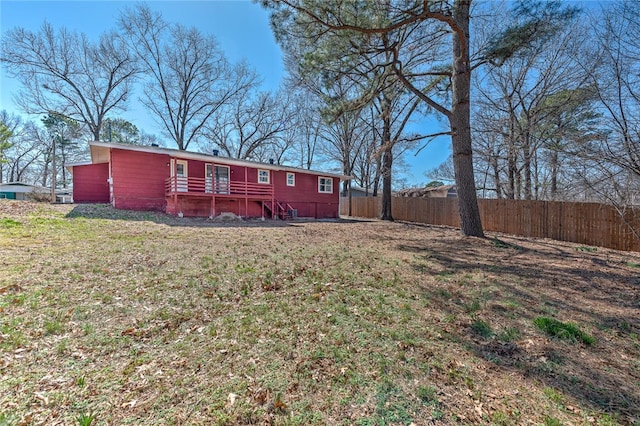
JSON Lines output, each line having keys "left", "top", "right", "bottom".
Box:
{"left": 269, "top": 158, "right": 275, "bottom": 165}
{"left": 151, "top": 143, "right": 159, "bottom": 147}
{"left": 213, "top": 149, "right": 219, "bottom": 156}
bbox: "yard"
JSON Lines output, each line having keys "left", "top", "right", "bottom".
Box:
{"left": 0, "top": 200, "right": 638, "bottom": 425}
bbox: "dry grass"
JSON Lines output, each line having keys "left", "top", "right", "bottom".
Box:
{"left": 1, "top": 200, "right": 639, "bottom": 425}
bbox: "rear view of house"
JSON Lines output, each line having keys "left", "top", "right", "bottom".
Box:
{"left": 69, "top": 142, "right": 346, "bottom": 219}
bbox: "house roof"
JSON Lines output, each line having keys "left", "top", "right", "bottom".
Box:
{"left": 396, "top": 185, "right": 456, "bottom": 197}
{"left": 69, "top": 141, "right": 351, "bottom": 180}
{"left": 0, "top": 182, "right": 50, "bottom": 193}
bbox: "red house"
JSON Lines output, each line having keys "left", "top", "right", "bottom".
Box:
{"left": 70, "top": 141, "right": 347, "bottom": 219}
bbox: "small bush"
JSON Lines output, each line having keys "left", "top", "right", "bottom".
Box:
{"left": 76, "top": 412, "right": 95, "bottom": 426}
{"left": 0, "top": 218, "right": 21, "bottom": 228}
{"left": 27, "top": 191, "right": 53, "bottom": 202}
{"left": 497, "top": 327, "right": 521, "bottom": 342}
{"left": 471, "top": 320, "right": 493, "bottom": 338}
{"left": 533, "top": 317, "right": 595, "bottom": 345}
{"left": 544, "top": 415, "right": 563, "bottom": 426}
{"left": 417, "top": 385, "right": 438, "bottom": 404}
{"left": 492, "top": 237, "right": 509, "bottom": 249}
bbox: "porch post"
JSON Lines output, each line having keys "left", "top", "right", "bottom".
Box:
{"left": 244, "top": 166, "right": 249, "bottom": 218}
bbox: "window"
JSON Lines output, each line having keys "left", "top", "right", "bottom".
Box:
{"left": 286, "top": 173, "right": 295, "bottom": 186}
{"left": 206, "top": 164, "right": 230, "bottom": 194}
{"left": 318, "top": 177, "right": 333, "bottom": 193}
{"left": 258, "top": 169, "right": 270, "bottom": 184}
{"left": 214, "top": 166, "right": 230, "bottom": 194}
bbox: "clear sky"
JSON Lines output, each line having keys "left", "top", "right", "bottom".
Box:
{"left": 0, "top": 0, "right": 451, "bottom": 186}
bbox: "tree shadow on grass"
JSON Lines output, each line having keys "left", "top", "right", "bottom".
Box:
{"left": 396, "top": 233, "right": 640, "bottom": 423}
{"left": 65, "top": 204, "right": 372, "bottom": 228}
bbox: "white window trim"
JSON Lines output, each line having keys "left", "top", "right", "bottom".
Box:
{"left": 318, "top": 177, "right": 333, "bottom": 194}
{"left": 286, "top": 172, "right": 295, "bottom": 186}
{"left": 258, "top": 169, "right": 270, "bottom": 184}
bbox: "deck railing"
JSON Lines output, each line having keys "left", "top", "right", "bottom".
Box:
{"left": 165, "top": 176, "right": 274, "bottom": 198}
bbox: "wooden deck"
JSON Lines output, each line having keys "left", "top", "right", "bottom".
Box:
{"left": 165, "top": 176, "right": 282, "bottom": 218}
{"left": 165, "top": 176, "right": 274, "bottom": 199}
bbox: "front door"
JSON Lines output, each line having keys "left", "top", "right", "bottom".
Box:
{"left": 175, "top": 160, "right": 188, "bottom": 192}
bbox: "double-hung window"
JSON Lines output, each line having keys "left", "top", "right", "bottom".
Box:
{"left": 286, "top": 173, "right": 295, "bottom": 186}
{"left": 258, "top": 169, "right": 270, "bottom": 184}
{"left": 318, "top": 177, "right": 333, "bottom": 193}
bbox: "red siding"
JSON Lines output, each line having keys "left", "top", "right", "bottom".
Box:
{"left": 111, "top": 149, "right": 170, "bottom": 211}
{"left": 272, "top": 171, "right": 340, "bottom": 218}
{"left": 72, "top": 163, "right": 109, "bottom": 203}
{"left": 80, "top": 146, "right": 341, "bottom": 219}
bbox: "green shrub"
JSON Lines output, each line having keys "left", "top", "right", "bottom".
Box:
{"left": 0, "top": 218, "right": 21, "bottom": 228}
{"left": 533, "top": 317, "right": 595, "bottom": 345}
{"left": 471, "top": 320, "right": 493, "bottom": 338}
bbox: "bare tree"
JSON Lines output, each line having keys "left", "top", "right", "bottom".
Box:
{"left": 203, "top": 85, "right": 293, "bottom": 161}
{"left": 470, "top": 4, "right": 598, "bottom": 202}
{"left": 1, "top": 23, "right": 137, "bottom": 141}
{"left": 3, "top": 122, "right": 50, "bottom": 185}
{"left": 569, "top": 1, "right": 640, "bottom": 216}
{"left": 0, "top": 112, "right": 19, "bottom": 183}
{"left": 265, "top": 0, "right": 577, "bottom": 236}
{"left": 279, "top": 14, "right": 433, "bottom": 220}
{"left": 285, "top": 87, "right": 325, "bottom": 170}
{"left": 42, "top": 112, "right": 85, "bottom": 189}
{"left": 119, "top": 5, "right": 255, "bottom": 151}
{"left": 265, "top": 0, "right": 483, "bottom": 234}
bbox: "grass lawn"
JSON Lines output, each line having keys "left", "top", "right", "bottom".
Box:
{"left": 1, "top": 200, "right": 639, "bottom": 425}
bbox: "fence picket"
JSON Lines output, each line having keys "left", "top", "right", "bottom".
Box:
{"left": 339, "top": 197, "right": 640, "bottom": 252}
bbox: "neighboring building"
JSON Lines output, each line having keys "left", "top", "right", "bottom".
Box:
{"left": 348, "top": 187, "right": 377, "bottom": 198}
{"left": 55, "top": 189, "right": 74, "bottom": 204}
{"left": 396, "top": 185, "right": 457, "bottom": 198}
{"left": 69, "top": 141, "right": 348, "bottom": 219}
{"left": 0, "top": 182, "right": 50, "bottom": 200}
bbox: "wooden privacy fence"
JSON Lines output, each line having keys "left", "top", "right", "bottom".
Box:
{"left": 339, "top": 197, "right": 640, "bottom": 252}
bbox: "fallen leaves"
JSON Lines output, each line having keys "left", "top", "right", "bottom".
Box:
{"left": 0, "top": 284, "right": 24, "bottom": 294}
{"left": 1, "top": 201, "right": 639, "bottom": 425}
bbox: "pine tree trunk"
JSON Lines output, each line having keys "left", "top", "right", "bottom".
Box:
{"left": 380, "top": 93, "right": 393, "bottom": 221}
{"left": 523, "top": 131, "right": 532, "bottom": 200}
{"left": 451, "top": 0, "right": 484, "bottom": 237}
{"left": 380, "top": 145, "right": 393, "bottom": 221}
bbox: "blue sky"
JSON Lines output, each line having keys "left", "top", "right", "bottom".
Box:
{"left": 0, "top": 1, "right": 451, "bottom": 185}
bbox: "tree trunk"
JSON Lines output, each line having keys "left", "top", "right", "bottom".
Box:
{"left": 61, "top": 146, "right": 68, "bottom": 189}
{"left": 380, "top": 144, "right": 393, "bottom": 221}
{"left": 550, "top": 149, "right": 558, "bottom": 199}
{"left": 347, "top": 179, "right": 353, "bottom": 216}
{"left": 42, "top": 157, "right": 49, "bottom": 187}
{"left": 343, "top": 159, "right": 352, "bottom": 216}
{"left": 492, "top": 155, "right": 502, "bottom": 199}
{"left": 51, "top": 137, "right": 56, "bottom": 203}
{"left": 372, "top": 166, "right": 380, "bottom": 196}
{"left": 380, "top": 93, "right": 393, "bottom": 221}
{"left": 523, "top": 131, "right": 532, "bottom": 200}
{"left": 451, "top": 0, "right": 483, "bottom": 237}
